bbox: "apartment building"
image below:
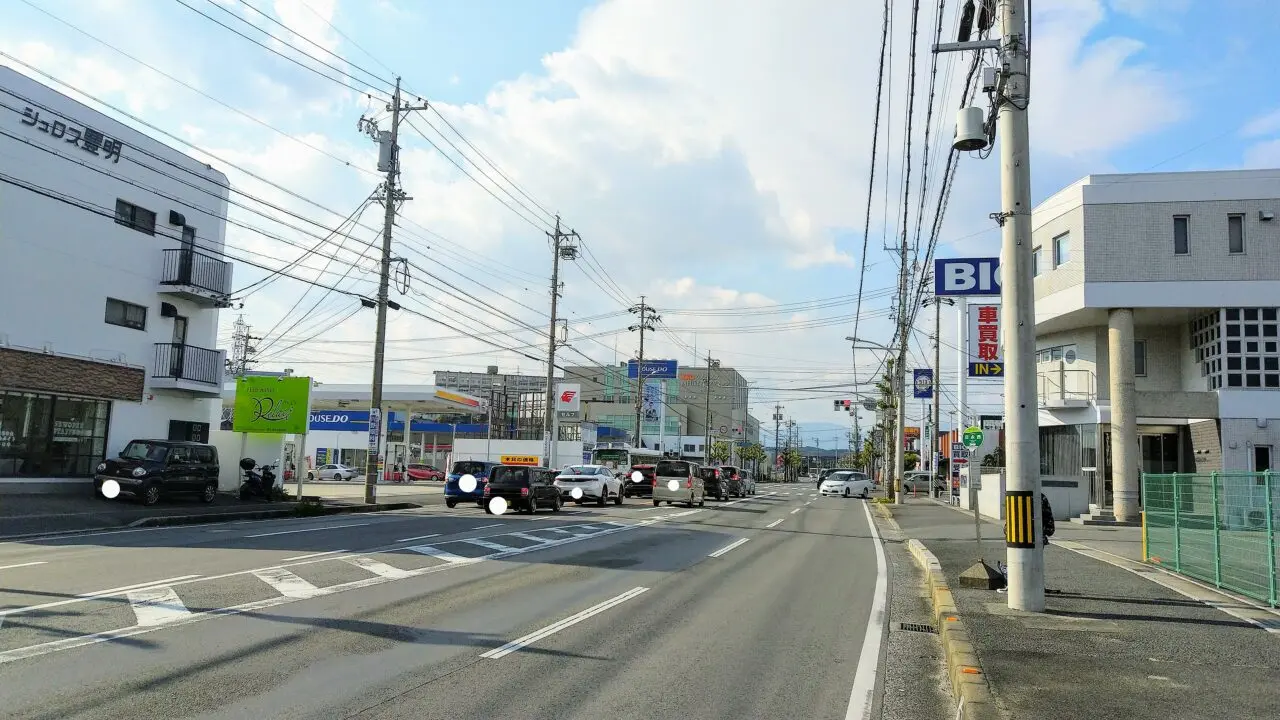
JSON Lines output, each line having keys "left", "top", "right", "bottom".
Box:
{"left": 1031, "top": 169, "right": 1280, "bottom": 522}
{"left": 0, "top": 67, "right": 231, "bottom": 488}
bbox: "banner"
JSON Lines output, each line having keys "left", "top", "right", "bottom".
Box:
{"left": 967, "top": 302, "right": 1003, "bottom": 375}
{"left": 233, "top": 376, "right": 311, "bottom": 434}
{"left": 642, "top": 380, "right": 660, "bottom": 422}
{"left": 913, "top": 369, "right": 934, "bottom": 399}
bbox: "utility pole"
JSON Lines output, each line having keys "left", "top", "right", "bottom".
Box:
{"left": 543, "top": 217, "right": 578, "bottom": 464}
{"left": 357, "top": 77, "right": 429, "bottom": 504}
{"left": 923, "top": 292, "right": 955, "bottom": 480}
{"left": 628, "top": 297, "right": 659, "bottom": 448}
{"left": 704, "top": 354, "right": 719, "bottom": 464}
{"left": 772, "top": 403, "right": 783, "bottom": 480}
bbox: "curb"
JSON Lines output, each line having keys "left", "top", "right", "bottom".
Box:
{"left": 873, "top": 503, "right": 1003, "bottom": 720}
{"left": 127, "top": 501, "right": 421, "bottom": 528}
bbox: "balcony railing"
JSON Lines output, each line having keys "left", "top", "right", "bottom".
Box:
{"left": 153, "top": 343, "right": 221, "bottom": 386}
{"left": 160, "top": 248, "right": 231, "bottom": 296}
{"left": 1038, "top": 367, "right": 1095, "bottom": 407}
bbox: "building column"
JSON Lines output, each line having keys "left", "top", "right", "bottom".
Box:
{"left": 1107, "top": 308, "right": 1141, "bottom": 522}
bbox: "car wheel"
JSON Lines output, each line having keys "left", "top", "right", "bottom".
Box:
{"left": 200, "top": 481, "right": 217, "bottom": 504}
{"left": 844, "top": 488, "right": 850, "bottom": 498}
{"left": 528, "top": 496, "right": 538, "bottom": 514}
{"left": 446, "top": 499, "right": 457, "bottom": 509}
{"left": 552, "top": 496, "right": 562, "bottom": 512}
{"left": 698, "top": 493, "right": 705, "bottom": 508}
{"left": 597, "top": 489, "right": 607, "bottom": 507}
{"left": 484, "top": 504, "right": 494, "bottom": 515}
{"left": 614, "top": 488, "right": 623, "bottom": 505}
{"left": 141, "top": 483, "right": 161, "bottom": 507}
{"left": 653, "top": 498, "right": 661, "bottom": 507}
{"left": 861, "top": 488, "right": 870, "bottom": 499}
{"left": 307, "top": 472, "right": 315, "bottom": 481}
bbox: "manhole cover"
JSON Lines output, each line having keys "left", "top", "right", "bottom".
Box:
{"left": 899, "top": 622, "right": 936, "bottom": 633}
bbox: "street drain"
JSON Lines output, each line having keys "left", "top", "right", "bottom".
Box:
{"left": 899, "top": 622, "right": 936, "bottom": 633}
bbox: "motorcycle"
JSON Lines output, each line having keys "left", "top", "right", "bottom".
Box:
{"left": 238, "top": 457, "right": 281, "bottom": 501}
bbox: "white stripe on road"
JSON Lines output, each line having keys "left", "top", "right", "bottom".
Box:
{"left": 252, "top": 568, "right": 323, "bottom": 599}
{"left": 844, "top": 502, "right": 889, "bottom": 720}
{"left": 790, "top": 508, "right": 801, "bottom": 514}
{"left": 508, "top": 532, "right": 552, "bottom": 544}
{"left": 280, "top": 549, "right": 348, "bottom": 562}
{"left": 708, "top": 538, "right": 749, "bottom": 558}
{"left": 765, "top": 519, "right": 784, "bottom": 528}
{"left": 0, "top": 575, "right": 202, "bottom": 617}
{"left": 473, "top": 523, "right": 506, "bottom": 530}
{"left": 0, "top": 561, "right": 47, "bottom": 571}
{"left": 481, "top": 587, "right": 650, "bottom": 659}
{"left": 407, "top": 545, "right": 475, "bottom": 564}
{"left": 245, "top": 522, "right": 370, "bottom": 538}
{"left": 459, "top": 538, "right": 521, "bottom": 553}
{"left": 395, "top": 533, "right": 441, "bottom": 543}
{"left": 127, "top": 586, "right": 191, "bottom": 626}
{"left": 344, "top": 556, "right": 413, "bottom": 579}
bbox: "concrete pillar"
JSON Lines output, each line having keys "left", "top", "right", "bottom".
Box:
{"left": 1107, "top": 308, "right": 1141, "bottom": 522}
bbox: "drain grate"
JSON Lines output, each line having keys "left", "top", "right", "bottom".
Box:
{"left": 899, "top": 622, "right": 937, "bottom": 633}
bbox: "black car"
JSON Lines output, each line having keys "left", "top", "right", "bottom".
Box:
{"left": 623, "top": 463, "right": 656, "bottom": 498}
{"left": 720, "top": 465, "right": 747, "bottom": 497}
{"left": 483, "top": 465, "right": 562, "bottom": 514}
{"left": 701, "top": 466, "right": 730, "bottom": 501}
{"left": 94, "top": 439, "right": 220, "bottom": 506}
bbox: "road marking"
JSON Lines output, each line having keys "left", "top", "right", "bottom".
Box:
{"left": 0, "top": 575, "right": 202, "bottom": 617}
{"left": 481, "top": 587, "right": 650, "bottom": 659}
{"left": 280, "top": 549, "right": 348, "bottom": 562}
{"left": 0, "top": 561, "right": 47, "bottom": 571}
{"left": 127, "top": 586, "right": 191, "bottom": 626}
{"left": 395, "top": 533, "right": 441, "bottom": 543}
{"left": 844, "top": 502, "right": 889, "bottom": 720}
{"left": 344, "top": 556, "right": 413, "bottom": 579}
{"left": 252, "top": 568, "right": 323, "bottom": 599}
{"left": 790, "top": 508, "right": 801, "bottom": 514}
{"left": 407, "top": 545, "right": 474, "bottom": 564}
{"left": 245, "top": 522, "right": 370, "bottom": 538}
{"left": 546, "top": 528, "right": 577, "bottom": 535}
{"left": 473, "top": 523, "right": 506, "bottom": 530}
{"left": 458, "top": 538, "right": 520, "bottom": 553}
{"left": 508, "top": 532, "right": 551, "bottom": 544}
{"left": 708, "top": 538, "right": 750, "bottom": 558}
{"left": 765, "top": 519, "right": 784, "bottom": 528}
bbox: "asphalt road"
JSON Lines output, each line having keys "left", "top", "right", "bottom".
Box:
{"left": 0, "top": 487, "right": 948, "bottom": 719}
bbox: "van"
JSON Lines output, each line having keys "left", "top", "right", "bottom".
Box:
{"left": 483, "top": 465, "right": 561, "bottom": 514}
{"left": 652, "top": 459, "right": 705, "bottom": 507}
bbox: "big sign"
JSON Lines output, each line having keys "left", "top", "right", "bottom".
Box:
{"left": 934, "top": 257, "right": 1001, "bottom": 296}
{"left": 233, "top": 376, "right": 311, "bottom": 435}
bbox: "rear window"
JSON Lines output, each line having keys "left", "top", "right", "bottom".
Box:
{"left": 451, "top": 461, "right": 492, "bottom": 476}
{"left": 721, "top": 466, "right": 739, "bottom": 476}
{"left": 656, "top": 460, "right": 691, "bottom": 477}
{"left": 488, "top": 466, "right": 529, "bottom": 486}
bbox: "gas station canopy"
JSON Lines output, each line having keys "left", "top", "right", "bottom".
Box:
{"left": 221, "top": 382, "right": 487, "bottom": 416}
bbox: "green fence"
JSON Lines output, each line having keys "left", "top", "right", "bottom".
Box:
{"left": 1143, "top": 472, "right": 1278, "bottom": 607}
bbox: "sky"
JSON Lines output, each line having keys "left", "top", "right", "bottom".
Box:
{"left": 4, "top": 0, "right": 1279, "bottom": 450}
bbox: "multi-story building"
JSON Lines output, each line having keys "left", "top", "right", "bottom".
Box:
{"left": 1031, "top": 169, "right": 1280, "bottom": 522}
{"left": 0, "top": 67, "right": 231, "bottom": 488}
{"left": 433, "top": 369, "right": 549, "bottom": 440}
{"left": 432, "top": 368, "right": 547, "bottom": 397}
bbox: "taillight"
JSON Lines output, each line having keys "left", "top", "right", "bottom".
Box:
{"left": 520, "top": 487, "right": 529, "bottom": 496}
{"left": 651, "top": 474, "right": 657, "bottom": 486}
{"left": 686, "top": 475, "right": 693, "bottom": 489}
{"left": 483, "top": 485, "right": 491, "bottom": 496}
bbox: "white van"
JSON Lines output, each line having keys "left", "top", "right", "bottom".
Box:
{"left": 819, "top": 471, "right": 874, "bottom": 499}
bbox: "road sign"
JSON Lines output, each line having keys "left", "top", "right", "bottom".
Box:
{"left": 626, "top": 359, "right": 678, "bottom": 379}
{"left": 719, "top": 425, "right": 728, "bottom": 434}
{"left": 913, "top": 368, "right": 934, "bottom": 399}
{"left": 935, "top": 257, "right": 1001, "bottom": 296}
{"left": 952, "top": 443, "right": 969, "bottom": 458}
{"left": 962, "top": 426, "right": 984, "bottom": 448}
{"left": 367, "top": 407, "right": 381, "bottom": 450}
{"left": 968, "top": 362, "right": 1004, "bottom": 377}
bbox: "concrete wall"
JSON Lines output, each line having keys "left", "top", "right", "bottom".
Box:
{"left": 1134, "top": 324, "right": 1184, "bottom": 392}
{"left": 1133, "top": 391, "right": 1220, "bottom": 419}
{"left": 1031, "top": 204, "right": 1086, "bottom": 301}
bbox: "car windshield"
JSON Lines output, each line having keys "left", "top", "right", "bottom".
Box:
{"left": 656, "top": 460, "right": 690, "bottom": 477}
{"left": 120, "top": 441, "right": 169, "bottom": 462}
{"left": 488, "top": 466, "right": 528, "bottom": 485}
{"left": 561, "top": 465, "right": 596, "bottom": 475}
{"left": 451, "top": 461, "right": 490, "bottom": 476}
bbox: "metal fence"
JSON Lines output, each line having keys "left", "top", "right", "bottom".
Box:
{"left": 1143, "top": 472, "right": 1278, "bottom": 607}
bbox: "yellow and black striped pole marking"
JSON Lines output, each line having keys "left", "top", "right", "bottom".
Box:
{"left": 1005, "top": 490, "right": 1036, "bottom": 548}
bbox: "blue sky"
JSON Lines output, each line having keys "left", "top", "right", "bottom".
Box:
{"left": 4, "top": 0, "right": 1279, "bottom": 448}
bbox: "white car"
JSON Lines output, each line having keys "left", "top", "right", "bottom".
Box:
{"left": 820, "top": 471, "right": 874, "bottom": 499}
{"left": 310, "top": 463, "right": 359, "bottom": 481}
{"left": 554, "top": 464, "right": 623, "bottom": 506}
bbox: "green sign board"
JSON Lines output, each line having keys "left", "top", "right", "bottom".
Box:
{"left": 961, "top": 425, "right": 984, "bottom": 448}
{"left": 233, "top": 376, "right": 312, "bottom": 434}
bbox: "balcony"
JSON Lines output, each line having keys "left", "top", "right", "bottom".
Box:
{"left": 1038, "top": 368, "right": 1095, "bottom": 409}
{"left": 158, "top": 248, "right": 232, "bottom": 308}
{"left": 151, "top": 343, "right": 225, "bottom": 396}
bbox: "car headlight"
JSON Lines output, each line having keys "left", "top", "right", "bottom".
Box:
{"left": 132, "top": 467, "right": 147, "bottom": 478}
{"left": 97, "top": 462, "right": 107, "bottom": 472}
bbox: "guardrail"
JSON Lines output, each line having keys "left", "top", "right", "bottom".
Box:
{"left": 1143, "top": 472, "right": 1278, "bottom": 607}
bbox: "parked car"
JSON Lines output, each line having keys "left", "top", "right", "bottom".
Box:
{"left": 624, "top": 463, "right": 656, "bottom": 498}
{"left": 652, "top": 459, "right": 705, "bottom": 507}
{"left": 94, "top": 439, "right": 220, "bottom": 506}
{"left": 406, "top": 463, "right": 445, "bottom": 482}
{"left": 820, "top": 470, "right": 875, "bottom": 499}
{"left": 741, "top": 471, "right": 757, "bottom": 496}
{"left": 554, "top": 464, "right": 623, "bottom": 506}
{"left": 901, "top": 471, "right": 944, "bottom": 494}
{"left": 309, "top": 463, "right": 359, "bottom": 481}
{"left": 444, "top": 460, "right": 501, "bottom": 508}
{"left": 483, "top": 465, "right": 561, "bottom": 514}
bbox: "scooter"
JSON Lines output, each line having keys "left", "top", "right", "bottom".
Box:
{"left": 238, "top": 457, "right": 280, "bottom": 501}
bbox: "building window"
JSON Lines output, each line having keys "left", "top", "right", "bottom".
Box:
{"left": 1032, "top": 247, "right": 1043, "bottom": 276}
{"left": 1053, "top": 232, "right": 1070, "bottom": 266}
{"left": 104, "top": 298, "right": 147, "bottom": 330}
{"left": 1134, "top": 340, "right": 1147, "bottom": 377}
{"left": 1173, "top": 215, "right": 1189, "bottom": 255}
{"left": 1228, "top": 214, "right": 1245, "bottom": 254}
{"left": 1036, "top": 344, "right": 1076, "bottom": 364}
{"left": 114, "top": 199, "right": 156, "bottom": 235}
{"left": 0, "top": 391, "right": 111, "bottom": 477}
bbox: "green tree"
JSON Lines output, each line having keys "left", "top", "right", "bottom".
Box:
{"left": 710, "top": 440, "right": 732, "bottom": 464}
{"left": 904, "top": 452, "right": 919, "bottom": 471}
{"left": 739, "top": 442, "right": 767, "bottom": 467}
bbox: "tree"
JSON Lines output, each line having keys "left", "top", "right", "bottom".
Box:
{"left": 782, "top": 447, "right": 803, "bottom": 473}
{"left": 739, "top": 442, "right": 767, "bottom": 466}
{"left": 981, "top": 445, "right": 1005, "bottom": 468}
{"left": 710, "top": 440, "right": 732, "bottom": 464}
{"left": 904, "top": 452, "right": 919, "bottom": 471}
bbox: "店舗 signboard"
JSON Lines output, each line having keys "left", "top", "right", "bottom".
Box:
{"left": 967, "top": 302, "right": 1003, "bottom": 377}
{"left": 627, "top": 359, "right": 678, "bottom": 379}
{"left": 232, "top": 376, "right": 312, "bottom": 434}
{"left": 934, "top": 257, "right": 1001, "bottom": 296}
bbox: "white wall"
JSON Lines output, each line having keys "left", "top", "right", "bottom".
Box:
{"left": 107, "top": 394, "right": 221, "bottom": 458}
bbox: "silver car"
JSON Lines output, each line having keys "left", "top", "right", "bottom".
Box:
{"left": 651, "top": 459, "right": 705, "bottom": 507}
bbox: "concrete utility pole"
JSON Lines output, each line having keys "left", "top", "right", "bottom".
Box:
{"left": 543, "top": 217, "right": 578, "bottom": 458}
{"left": 704, "top": 354, "right": 719, "bottom": 464}
{"left": 628, "top": 297, "right": 659, "bottom": 448}
{"left": 357, "top": 77, "right": 428, "bottom": 505}
{"left": 772, "top": 403, "right": 783, "bottom": 479}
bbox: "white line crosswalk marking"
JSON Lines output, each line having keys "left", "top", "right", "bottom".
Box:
{"left": 343, "top": 556, "right": 413, "bottom": 579}
{"left": 126, "top": 586, "right": 190, "bottom": 626}
{"left": 407, "top": 545, "right": 473, "bottom": 563}
{"left": 252, "top": 568, "right": 323, "bottom": 599}
{"left": 508, "top": 532, "right": 552, "bottom": 544}
{"left": 458, "top": 538, "right": 521, "bottom": 553}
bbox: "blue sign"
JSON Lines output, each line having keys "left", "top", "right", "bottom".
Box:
{"left": 627, "top": 359, "right": 678, "bottom": 379}
{"left": 968, "top": 362, "right": 1005, "bottom": 378}
{"left": 913, "top": 369, "right": 934, "bottom": 399}
{"left": 308, "top": 410, "right": 486, "bottom": 433}
{"left": 935, "top": 257, "right": 1001, "bottom": 296}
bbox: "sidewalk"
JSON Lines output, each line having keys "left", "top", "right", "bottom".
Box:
{"left": 884, "top": 498, "right": 1280, "bottom": 720}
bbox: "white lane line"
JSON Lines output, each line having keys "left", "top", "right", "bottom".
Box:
{"left": 765, "top": 519, "right": 784, "bottom": 528}
{"left": 546, "top": 528, "right": 576, "bottom": 535}
{"left": 0, "top": 575, "right": 202, "bottom": 617}
{"left": 127, "top": 586, "right": 191, "bottom": 626}
{"left": 252, "top": 568, "right": 324, "bottom": 599}
{"left": 508, "top": 532, "right": 551, "bottom": 544}
{"left": 481, "top": 587, "right": 650, "bottom": 659}
{"left": 406, "top": 545, "right": 474, "bottom": 564}
{"left": 245, "top": 522, "right": 370, "bottom": 538}
{"left": 0, "top": 561, "right": 47, "bottom": 571}
{"left": 790, "top": 508, "right": 801, "bottom": 514}
{"left": 708, "top": 538, "right": 749, "bottom": 558}
{"left": 844, "top": 502, "right": 889, "bottom": 720}
{"left": 395, "top": 533, "right": 441, "bottom": 543}
{"left": 344, "top": 556, "right": 413, "bottom": 579}
{"left": 280, "top": 549, "right": 348, "bottom": 562}
{"left": 458, "top": 538, "right": 520, "bottom": 553}
{"left": 473, "top": 523, "right": 506, "bottom": 530}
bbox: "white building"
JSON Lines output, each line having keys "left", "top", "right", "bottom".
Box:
{"left": 0, "top": 67, "right": 231, "bottom": 490}
{"left": 1031, "top": 169, "right": 1280, "bottom": 523}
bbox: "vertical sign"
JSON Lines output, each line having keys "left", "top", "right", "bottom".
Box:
{"left": 913, "top": 369, "right": 934, "bottom": 399}
{"left": 967, "top": 302, "right": 1004, "bottom": 377}
{"left": 367, "top": 407, "right": 382, "bottom": 450}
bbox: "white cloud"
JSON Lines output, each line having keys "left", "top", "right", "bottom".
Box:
{"left": 1241, "top": 107, "right": 1280, "bottom": 139}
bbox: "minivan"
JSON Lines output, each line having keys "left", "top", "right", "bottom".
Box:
{"left": 483, "top": 465, "right": 561, "bottom": 514}
{"left": 94, "top": 439, "right": 220, "bottom": 506}
{"left": 652, "top": 459, "right": 705, "bottom": 507}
